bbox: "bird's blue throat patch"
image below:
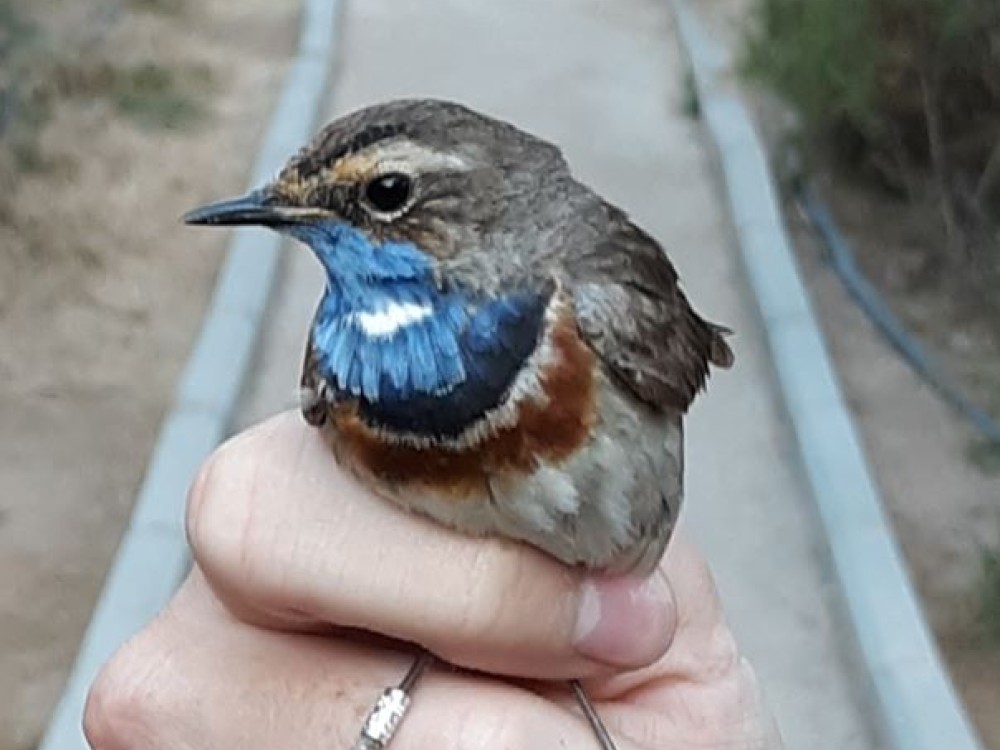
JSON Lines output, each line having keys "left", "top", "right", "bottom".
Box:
{"left": 296, "top": 222, "right": 550, "bottom": 438}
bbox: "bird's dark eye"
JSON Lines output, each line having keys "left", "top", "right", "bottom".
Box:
{"left": 364, "top": 172, "right": 412, "bottom": 214}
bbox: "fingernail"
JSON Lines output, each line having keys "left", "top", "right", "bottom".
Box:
{"left": 573, "top": 573, "right": 675, "bottom": 666}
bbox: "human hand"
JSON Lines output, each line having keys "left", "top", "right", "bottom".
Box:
{"left": 84, "top": 412, "right": 782, "bottom": 749}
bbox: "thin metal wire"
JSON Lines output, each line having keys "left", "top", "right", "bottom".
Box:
{"left": 570, "top": 679, "right": 620, "bottom": 750}
{"left": 399, "top": 650, "right": 435, "bottom": 692}
{"left": 351, "top": 653, "right": 618, "bottom": 749}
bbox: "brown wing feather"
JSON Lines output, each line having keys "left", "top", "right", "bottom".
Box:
{"left": 567, "top": 208, "right": 733, "bottom": 413}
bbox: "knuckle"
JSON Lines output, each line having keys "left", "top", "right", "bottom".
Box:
{"left": 184, "top": 449, "right": 216, "bottom": 549}
{"left": 185, "top": 436, "right": 260, "bottom": 580}
{"left": 699, "top": 619, "right": 743, "bottom": 681}
{"left": 83, "top": 635, "right": 172, "bottom": 750}
{"left": 83, "top": 673, "right": 128, "bottom": 750}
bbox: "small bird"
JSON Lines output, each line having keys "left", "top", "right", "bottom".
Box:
{"left": 185, "top": 99, "right": 733, "bottom": 749}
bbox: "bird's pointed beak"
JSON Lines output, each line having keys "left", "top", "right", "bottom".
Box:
{"left": 183, "top": 190, "right": 326, "bottom": 228}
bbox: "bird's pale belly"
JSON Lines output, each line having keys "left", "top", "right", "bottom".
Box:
{"left": 325, "top": 369, "right": 683, "bottom": 575}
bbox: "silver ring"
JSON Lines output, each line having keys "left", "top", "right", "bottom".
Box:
{"left": 350, "top": 652, "right": 434, "bottom": 749}
{"left": 351, "top": 687, "right": 411, "bottom": 750}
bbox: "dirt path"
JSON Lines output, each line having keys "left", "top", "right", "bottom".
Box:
{"left": 696, "top": 1, "right": 1000, "bottom": 745}
{"left": 0, "top": 2, "right": 296, "bottom": 747}
{"left": 787, "top": 201, "right": 1000, "bottom": 748}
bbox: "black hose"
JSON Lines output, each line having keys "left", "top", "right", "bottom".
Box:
{"left": 793, "top": 180, "right": 1000, "bottom": 445}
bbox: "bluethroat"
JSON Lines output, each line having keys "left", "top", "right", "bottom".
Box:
{"left": 185, "top": 99, "right": 734, "bottom": 750}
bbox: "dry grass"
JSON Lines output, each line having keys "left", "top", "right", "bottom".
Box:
{"left": 0, "top": 0, "right": 212, "bottom": 193}
{"left": 0, "top": 0, "right": 218, "bottom": 308}
{"left": 112, "top": 62, "right": 210, "bottom": 129}
{"left": 0, "top": 0, "right": 296, "bottom": 742}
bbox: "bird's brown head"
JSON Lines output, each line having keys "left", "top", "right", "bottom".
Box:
{"left": 184, "top": 99, "right": 570, "bottom": 263}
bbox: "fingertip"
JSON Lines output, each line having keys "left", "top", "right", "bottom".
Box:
{"left": 572, "top": 570, "right": 677, "bottom": 668}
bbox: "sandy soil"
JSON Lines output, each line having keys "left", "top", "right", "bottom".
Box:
{"left": 696, "top": 1, "right": 1000, "bottom": 745}
{"left": 788, "top": 184, "right": 1000, "bottom": 748}
{"left": 0, "top": 1, "right": 296, "bottom": 747}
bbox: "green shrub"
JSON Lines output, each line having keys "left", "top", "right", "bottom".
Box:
{"left": 744, "top": 0, "right": 1000, "bottom": 199}
{"left": 112, "top": 63, "right": 208, "bottom": 131}
{"left": 980, "top": 543, "right": 1000, "bottom": 645}
{"left": 744, "top": 0, "right": 877, "bottom": 145}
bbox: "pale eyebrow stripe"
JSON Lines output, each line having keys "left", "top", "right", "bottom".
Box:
{"left": 362, "top": 139, "right": 471, "bottom": 174}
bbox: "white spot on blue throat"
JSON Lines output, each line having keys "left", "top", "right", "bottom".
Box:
{"left": 293, "top": 220, "right": 468, "bottom": 401}
{"left": 345, "top": 301, "right": 434, "bottom": 338}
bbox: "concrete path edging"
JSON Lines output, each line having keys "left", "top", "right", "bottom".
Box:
{"left": 668, "top": 3, "right": 983, "bottom": 748}
{"left": 37, "top": 2, "right": 340, "bottom": 747}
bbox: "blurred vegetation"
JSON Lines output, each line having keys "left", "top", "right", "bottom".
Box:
{"left": 0, "top": 0, "right": 207, "bottom": 190}
{"left": 126, "top": 0, "right": 187, "bottom": 13}
{"left": 681, "top": 67, "right": 701, "bottom": 120}
{"left": 967, "top": 438, "right": 1000, "bottom": 475}
{"left": 112, "top": 62, "right": 209, "bottom": 130}
{"left": 0, "top": 1, "right": 48, "bottom": 174}
{"left": 744, "top": 0, "right": 1000, "bottom": 265}
{"left": 980, "top": 542, "right": 1000, "bottom": 645}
